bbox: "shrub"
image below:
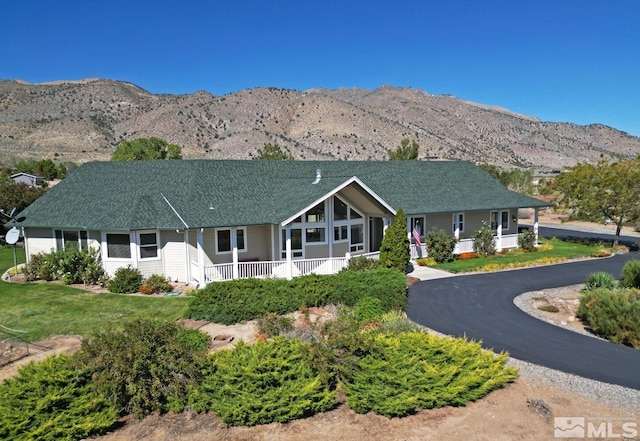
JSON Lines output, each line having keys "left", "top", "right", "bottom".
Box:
{"left": 0, "top": 355, "right": 118, "bottom": 440}
{"left": 416, "top": 257, "right": 437, "bottom": 266}
{"left": 379, "top": 208, "right": 410, "bottom": 272}
{"left": 257, "top": 312, "right": 294, "bottom": 337}
{"left": 189, "top": 337, "right": 336, "bottom": 426}
{"left": 140, "top": 273, "right": 173, "bottom": 294}
{"left": 472, "top": 221, "right": 496, "bottom": 256}
{"left": 343, "top": 331, "right": 518, "bottom": 417}
{"left": 23, "top": 247, "right": 105, "bottom": 284}
{"left": 346, "top": 255, "right": 380, "bottom": 271}
{"left": 107, "top": 265, "right": 142, "bottom": 293}
{"left": 458, "top": 252, "right": 479, "bottom": 260}
{"left": 584, "top": 272, "right": 617, "bottom": 291}
{"left": 353, "top": 296, "right": 385, "bottom": 324}
{"left": 74, "top": 320, "right": 208, "bottom": 419}
{"left": 577, "top": 288, "right": 640, "bottom": 348}
{"left": 424, "top": 227, "right": 457, "bottom": 263}
{"left": 538, "top": 305, "right": 559, "bottom": 313}
{"left": 185, "top": 268, "right": 407, "bottom": 325}
{"left": 519, "top": 228, "right": 536, "bottom": 251}
{"left": 176, "top": 327, "right": 211, "bottom": 352}
{"left": 620, "top": 260, "right": 640, "bottom": 289}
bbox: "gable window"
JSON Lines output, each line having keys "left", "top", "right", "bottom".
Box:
{"left": 452, "top": 213, "right": 464, "bottom": 233}
{"left": 306, "top": 202, "right": 325, "bottom": 223}
{"left": 138, "top": 232, "right": 159, "bottom": 259}
{"left": 490, "top": 211, "right": 510, "bottom": 231}
{"left": 334, "top": 196, "right": 348, "bottom": 221}
{"left": 55, "top": 230, "right": 88, "bottom": 251}
{"left": 106, "top": 233, "right": 131, "bottom": 259}
{"left": 216, "top": 228, "right": 246, "bottom": 254}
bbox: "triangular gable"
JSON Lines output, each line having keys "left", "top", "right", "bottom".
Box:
{"left": 280, "top": 176, "right": 396, "bottom": 226}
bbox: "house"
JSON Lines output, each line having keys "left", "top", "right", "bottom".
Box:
{"left": 9, "top": 160, "right": 549, "bottom": 285}
{"left": 10, "top": 173, "right": 44, "bottom": 187}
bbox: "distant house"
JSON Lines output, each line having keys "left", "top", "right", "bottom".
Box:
{"left": 9, "top": 160, "right": 549, "bottom": 286}
{"left": 10, "top": 173, "right": 44, "bottom": 187}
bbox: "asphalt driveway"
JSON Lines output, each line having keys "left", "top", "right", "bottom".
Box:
{"left": 406, "top": 228, "right": 640, "bottom": 390}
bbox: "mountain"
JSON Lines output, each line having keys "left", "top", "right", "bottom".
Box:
{"left": 1, "top": 79, "right": 639, "bottom": 170}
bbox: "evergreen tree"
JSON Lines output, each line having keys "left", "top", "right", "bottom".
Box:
{"left": 253, "top": 143, "right": 294, "bottom": 160}
{"left": 379, "top": 208, "right": 410, "bottom": 272}
{"left": 388, "top": 138, "right": 419, "bottom": 160}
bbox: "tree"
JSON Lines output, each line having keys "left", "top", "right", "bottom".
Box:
{"left": 253, "top": 143, "right": 293, "bottom": 160}
{"left": 478, "top": 163, "right": 534, "bottom": 195}
{"left": 379, "top": 208, "right": 410, "bottom": 272}
{"left": 0, "top": 181, "right": 47, "bottom": 235}
{"left": 388, "top": 138, "right": 419, "bottom": 161}
{"left": 111, "top": 137, "right": 182, "bottom": 161}
{"left": 553, "top": 157, "right": 640, "bottom": 246}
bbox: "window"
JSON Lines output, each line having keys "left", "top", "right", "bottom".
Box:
{"left": 138, "top": 232, "right": 159, "bottom": 259}
{"left": 55, "top": 230, "right": 88, "bottom": 251}
{"left": 106, "top": 233, "right": 131, "bottom": 259}
{"left": 334, "top": 225, "right": 348, "bottom": 241}
{"left": 334, "top": 196, "right": 348, "bottom": 221}
{"left": 281, "top": 228, "right": 303, "bottom": 258}
{"left": 350, "top": 208, "right": 362, "bottom": 219}
{"left": 216, "top": 228, "right": 246, "bottom": 254}
{"left": 453, "top": 213, "right": 464, "bottom": 233}
{"left": 490, "top": 211, "right": 510, "bottom": 231}
{"left": 350, "top": 224, "right": 364, "bottom": 252}
{"left": 306, "top": 202, "right": 325, "bottom": 223}
{"left": 306, "top": 227, "right": 326, "bottom": 243}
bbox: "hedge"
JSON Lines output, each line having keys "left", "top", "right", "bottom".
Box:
{"left": 185, "top": 268, "right": 407, "bottom": 324}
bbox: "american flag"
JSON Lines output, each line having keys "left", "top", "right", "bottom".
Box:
{"left": 412, "top": 224, "right": 422, "bottom": 247}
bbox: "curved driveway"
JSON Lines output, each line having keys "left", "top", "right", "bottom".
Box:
{"left": 406, "top": 228, "right": 640, "bottom": 390}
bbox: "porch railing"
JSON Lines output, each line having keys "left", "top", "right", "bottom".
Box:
{"left": 201, "top": 252, "right": 380, "bottom": 284}
{"left": 411, "top": 233, "right": 521, "bottom": 259}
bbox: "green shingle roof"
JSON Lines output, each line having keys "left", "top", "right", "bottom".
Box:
{"left": 11, "top": 160, "right": 549, "bottom": 231}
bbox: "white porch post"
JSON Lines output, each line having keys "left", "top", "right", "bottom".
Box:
{"left": 232, "top": 227, "right": 239, "bottom": 280}
{"left": 197, "top": 229, "right": 206, "bottom": 286}
{"left": 496, "top": 215, "right": 503, "bottom": 252}
{"left": 184, "top": 231, "right": 190, "bottom": 284}
{"left": 270, "top": 225, "right": 276, "bottom": 261}
{"left": 285, "top": 226, "right": 292, "bottom": 280}
{"left": 534, "top": 208, "right": 540, "bottom": 247}
{"left": 383, "top": 216, "right": 390, "bottom": 233}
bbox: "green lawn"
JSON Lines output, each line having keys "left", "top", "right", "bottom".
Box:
{"left": 433, "top": 238, "right": 608, "bottom": 273}
{"left": 0, "top": 246, "right": 187, "bottom": 341}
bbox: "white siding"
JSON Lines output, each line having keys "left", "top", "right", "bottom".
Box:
{"left": 161, "top": 230, "right": 187, "bottom": 282}
{"left": 24, "top": 228, "right": 55, "bottom": 258}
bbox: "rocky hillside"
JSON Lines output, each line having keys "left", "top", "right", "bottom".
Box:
{"left": 1, "top": 79, "right": 639, "bottom": 170}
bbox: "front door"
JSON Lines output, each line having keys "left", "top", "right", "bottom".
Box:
{"left": 369, "top": 217, "right": 384, "bottom": 252}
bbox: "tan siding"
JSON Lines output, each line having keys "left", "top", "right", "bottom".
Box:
{"left": 426, "top": 214, "right": 452, "bottom": 235}
{"left": 464, "top": 212, "right": 488, "bottom": 239}
{"left": 245, "top": 225, "right": 272, "bottom": 261}
{"left": 332, "top": 241, "right": 349, "bottom": 256}
{"left": 305, "top": 244, "right": 329, "bottom": 259}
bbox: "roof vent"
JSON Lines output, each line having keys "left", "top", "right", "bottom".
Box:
{"left": 312, "top": 168, "right": 321, "bottom": 185}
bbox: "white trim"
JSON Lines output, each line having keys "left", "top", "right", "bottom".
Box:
{"left": 102, "top": 231, "right": 135, "bottom": 262}
{"left": 281, "top": 176, "right": 395, "bottom": 226}
{"left": 136, "top": 230, "right": 161, "bottom": 261}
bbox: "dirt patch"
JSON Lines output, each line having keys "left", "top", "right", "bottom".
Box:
{"left": 528, "top": 285, "right": 591, "bottom": 336}
{"left": 0, "top": 335, "right": 83, "bottom": 382}
{"left": 92, "top": 375, "right": 638, "bottom": 441}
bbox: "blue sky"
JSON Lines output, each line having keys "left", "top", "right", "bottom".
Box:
{"left": 2, "top": 0, "right": 639, "bottom": 136}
